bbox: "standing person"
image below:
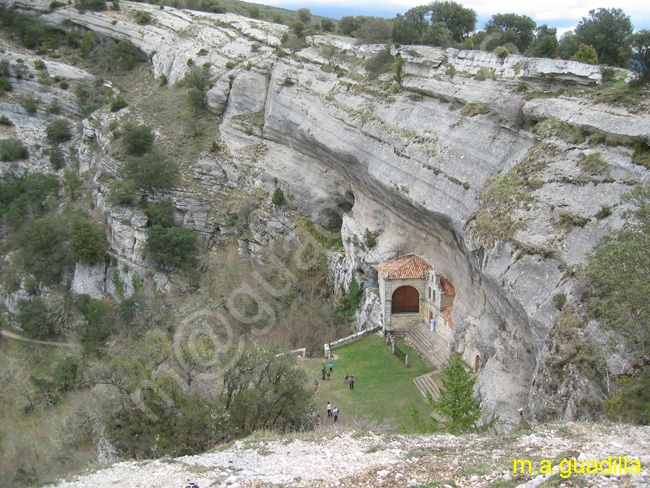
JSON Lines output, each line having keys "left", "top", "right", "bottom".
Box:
{"left": 314, "top": 380, "right": 319, "bottom": 391}
{"left": 344, "top": 373, "right": 349, "bottom": 384}
{"left": 349, "top": 375, "right": 355, "bottom": 390}
{"left": 326, "top": 371, "right": 331, "bottom": 380}
{"left": 430, "top": 317, "right": 436, "bottom": 332}
{"left": 322, "top": 367, "right": 326, "bottom": 381}
{"left": 327, "top": 401, "right": 332, "bottom": 417}
{"left": 333, "top": 406, "right": 339, "bottom": 423}
{"left": 327, "top": 362, "right": 333, "bottom": 373}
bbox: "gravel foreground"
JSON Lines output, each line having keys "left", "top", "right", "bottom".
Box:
{"left": 48, "top": 423, "right": 650, "bottom": 488}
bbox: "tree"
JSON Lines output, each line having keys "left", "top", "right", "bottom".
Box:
{"left": 248, "top": 6, "right": 260, "bottom": 19}
{"left": 321, "top": 19, "right": 335, "bottom": 32}
{"left": 575, "top": 8, "right": 633, "bottom": 67}
{"left": 110, "top": 40, "right": 148, "bottom": 70}
{"left": 354, "top": 17, "right": 393, "bottom": 44}
{"left": 45, "top": 119, "right": 73, "bottom": 144}
{"left": 122, "top": 153, "right": 179, "bottom": 190}
{"left": 429, "top": 1, "right": 476, "bottom": 42}
{"left": 485, "top": 13, "right": 536, "bottom": 53}
{"left": 17, "top": 298, "right": 54, "bottom": 337}
{"left": 70, "top": 217, "right": 107, "bottom": 265}
{"left": 121, "top": 123, "right": 155, "bottom": 156}
{"left": 48, "top": 145, "right": 65, "bottom": 170}
{"left": 557, "top": 31, "right": 580, "bottom": 59}
{"left": 338, "top": 16, "right": 362, "bottom": 37}
{"left": 290, "top": 20, "right": 306, "bottom": 38}
{"left": 430, "top": 353, "right": 487, "bottom": 434}
{"left": 296, "top": 7, "right": 311, "bottom": 25}
{"left": 19, "top": 214, "right": 72, "bottom": 284}
{"left": 526, "top": 25, "right": 558, "bottom": 58}
{"left": 271, "top": 188, "right": 285, "bottom": 205}
{"left": 145, "top": 225, "right": 197, "bottom": 269}
{"left": 74, "top": 0, "right": 106, "bottom": 11}
{"left": 0, "top": 138, "right": 28, "bottom": 161}
{"left": 80, "top": 30, "right": 98, "bottom": 56}
{"left": 586, "top": 186, "right": 650, "bottom": 362}
{"left": 146, "top": 199, "right": 175, "bottom": 228}
{"left": 571, "top": 44, "right": 599, "bottom": 65}
{"left": 629, "top": 30, "right": 650, "bottom": 83}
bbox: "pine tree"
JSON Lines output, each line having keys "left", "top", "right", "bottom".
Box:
{"left": 431, "top": 353, "right": 486, "bottom": 434}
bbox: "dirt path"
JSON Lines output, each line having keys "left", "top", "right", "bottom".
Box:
{"left": 0, "top": 329, "right": 78, "bottom": 348}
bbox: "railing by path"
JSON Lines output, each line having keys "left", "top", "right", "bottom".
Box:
{"left": 323, "top": 326, "right": 381, "bottom": 358}
{"left": 385, "top": 333, "right": 409, "bottom": 367}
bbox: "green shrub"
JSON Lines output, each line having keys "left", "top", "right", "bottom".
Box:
{"left": 74, "top": 0, "right": 106, "bottom": 11}
{"left": 45, "top": 119, "right": 73, "bottom": 144}
{"left": 22, "top": 95, "right": 37, "bottom": 113}
{"left": 225, "top": 61, "right": 235, "bottom": 69}
{"left": 80, "top": 30, "right": 98, "bottom": 56}
{"left": 121, "top": 123, "right": 155, "bottom": 155}
{"left": 604, "top": 366, "right": 650, "bottom": 425}
{"left": 474, "top": 67, "right": 496, "bottom": 81}
{"left": 0, "top": 170, "right": 59, "bottom": 228}
{"left": 48, "top": 145, "right": 65, "bottom": 169}
{"left": 19, "top": 214, "right": 72, "bottom": 284}
{"left": 210, "top": 140, "right": 220, "bottom": 152}
{"left": 146, "top": 199, "right": 175, "bottom": 228}
{"left": 271, "top": 187, "right": 285, "bottom": 205}
{"left": 516, "top": 83, "right": 528, "bottom": 92}
{"left": 596, "top": 205, "right": 612, "bottom": 219}
{"left": 0, "top": 76, "right": 12, "bottom": 91}
{"left": 108, "top": 179, "right": 138, "bottom": 206}
{"left": 46, "top": 98, "right": 61, "bottom": 114}
{"left": 363, "top": 228, "right": 379, "bottom": 249}
{"left": 460, "top": 101, "right": 484, "bottom": 117}
{"left": 633, "top": 142, "right": 650, "bottom": 168}
{"left": 70, "top": 217, "right": 107, "bottom": 265}
{"left": 571, "top": 44, "right": 598, "bottom": 64}
{"left": 136, "top": 12, "right": 151, "bottom": 25}
{"left": 110, "top": 95, "right": 128, "bottom": 112}
{"left": 33, "top": 59, "right": 46, "bottom": 70}
{"left": 108, "top": 120, "right": 119, "bottom": 131}
{"left": 59, "top": 79, "right": 69, "bottom": 89}
{"left": 558, "top": 210, "right": 589, "bottom": 227}
{"left": 0, "top": 115, "right": 12, "bottom": 125}
{"left": 76, "top": 294, "right": 114, "bottom": 350}
{"left": 17, "top": 298, "right": 54, "bottom": 337}
{"left": 53, "top": 357, "right": 79, "bottom": 392}
{"left": 145, "top": 225, "right": 197, "bottom": 268}
{"left": 122, "top": 152, "right": 179, "bottom": 190}
{"left": 494, "top": 46, "right": 509, "bottom": 58}
{"left": 365, "top": 47, "right": 394, "bottom": 79}
{"left": 579, "top": 152, "right": 608, "bottom": 175}
{"left": 553, "top": 293, "right": 567, "bottom": 310}
{"left": 0, "top": 138, "right": 29, "bottom": 161}
{"left": 110, "top": 40, "right": 147, "bottom": 70}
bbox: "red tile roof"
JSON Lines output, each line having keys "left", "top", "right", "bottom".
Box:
{"left": 440, "top": 275, "right": 456, "bottom": 295}
{"left": 441, "top": 308, "right": 454, "bottom": 329}
{"left": 378, "top": 255, "right": 432, "bottom": 280}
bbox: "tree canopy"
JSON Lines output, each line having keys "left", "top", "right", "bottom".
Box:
{"left": 575, "top": 8, "right": 633, "bottom": 67}
{"left": 485, "top": 13, "right": 537, "bottom": 53}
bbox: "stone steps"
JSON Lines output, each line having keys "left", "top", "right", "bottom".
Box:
{"left": 413, "top": 372, "right": 443, "bottom": 400}
{"left": 406, "top": 322, "right": 450, "bottom": 370}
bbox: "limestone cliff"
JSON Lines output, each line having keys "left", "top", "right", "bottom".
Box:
{"left": 2, "top": 0, "right": 649, "bottom": 431}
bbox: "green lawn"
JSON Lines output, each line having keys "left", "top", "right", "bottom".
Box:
{"left": 303, "top": 334, "right": 434, "bottom": 431}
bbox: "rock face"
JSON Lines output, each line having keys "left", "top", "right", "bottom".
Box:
{"left": 4, "top": 0, "right": 650, "bottom": 430}
{"left": 45, "top": 423, "right": 650, "bottom": 488}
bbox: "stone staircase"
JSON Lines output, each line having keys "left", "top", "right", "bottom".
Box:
{"left": 413, "top": 372, "right": 444, "bottom": 400}
{"left": 405, "top": 321, "right": 450, "bottom": 370}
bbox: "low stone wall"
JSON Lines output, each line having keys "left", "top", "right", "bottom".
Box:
{"left": 323, "top": 326, "right": 381, "bottom": 358}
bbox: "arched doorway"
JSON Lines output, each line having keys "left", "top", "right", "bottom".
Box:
{"left": 392, "top": 286, "right": 419, "bottom": 313}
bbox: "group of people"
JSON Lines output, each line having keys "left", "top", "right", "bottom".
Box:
{"left": 312, "top": 362, "right": 357, "bottom": 426}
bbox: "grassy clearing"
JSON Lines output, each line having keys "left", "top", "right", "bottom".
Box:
{"left": 303, "top": 334, "right": 433, "bottom": 431}
{"left": 109, "top": 65, "right": 220, "bottom": 171}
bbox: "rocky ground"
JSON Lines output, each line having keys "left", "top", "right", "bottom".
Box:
{"left": 48, "top": 423, "right": 650, "bottom": 488}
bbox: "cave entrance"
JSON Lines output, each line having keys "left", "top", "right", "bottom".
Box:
{"left": 391, "top": 286, "right": 420, "bottom": 314}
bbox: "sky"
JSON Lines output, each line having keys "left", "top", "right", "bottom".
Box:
{"left": 264, "top": 0, "right": 650, "bottom": 32}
